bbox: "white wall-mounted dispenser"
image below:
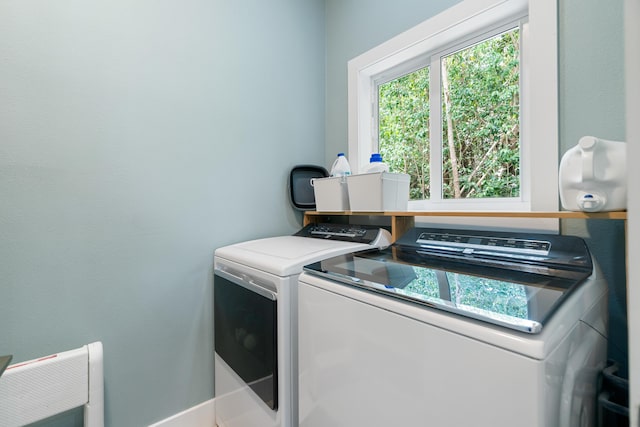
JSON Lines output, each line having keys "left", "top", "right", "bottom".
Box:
{"left": 559, "top": 135, "right": 626, "bottom": 212}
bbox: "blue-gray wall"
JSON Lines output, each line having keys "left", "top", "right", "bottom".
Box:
{"left": 0, "top": 1, "right": 324, "bottom": 426}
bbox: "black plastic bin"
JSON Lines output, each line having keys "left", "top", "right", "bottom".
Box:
{"left": 598, "top": 360, "right": 629, "bottom": 427}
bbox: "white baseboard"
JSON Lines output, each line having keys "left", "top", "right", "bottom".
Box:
{"left": 148, "top": 398, "right": 215, "bottom": 427}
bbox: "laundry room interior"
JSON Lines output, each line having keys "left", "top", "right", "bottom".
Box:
{"left": 0, "top": 0, "right": 638, "bottom": 426}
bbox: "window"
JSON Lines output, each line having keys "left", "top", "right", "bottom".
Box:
{"left": 378, "top": 26, "right": 521, "bottom": 201}
{"left": 348, "top": 0, "right": 558, "bottom": 213}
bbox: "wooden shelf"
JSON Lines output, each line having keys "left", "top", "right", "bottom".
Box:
{"left": 305, "top": 210, "right": 627, "bottom": 219}
{"left": 304, "top": 210, "right": 627, "bottom": 241}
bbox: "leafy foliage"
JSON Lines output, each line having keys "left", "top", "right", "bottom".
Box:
{"left": 378, "top": 67, "right": 431, "bottom": 199}
{"left": 401, "top": 267, "right": 528, "bottom": 319}
{"left": 379, "top": 29, "right": 520, "bottom": 200}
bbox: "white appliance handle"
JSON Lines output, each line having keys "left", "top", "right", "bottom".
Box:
{"left": 215, "top": 268, "right": 277, "bottom": 301}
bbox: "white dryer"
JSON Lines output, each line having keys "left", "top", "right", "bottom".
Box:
{"left": 213, "top": 224, "right": 391, "bottom": 427}
{"left": 298, "top": 227, "right": 608, "bottom": 427}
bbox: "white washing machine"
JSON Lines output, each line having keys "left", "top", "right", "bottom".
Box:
{"left": 213, "top": 223, "right": 391, "bottom": 427}
{"left": 298, "top": 227, "right": 609, "bottom": 427}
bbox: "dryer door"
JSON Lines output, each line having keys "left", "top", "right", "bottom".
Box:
{"left": 214, "top": 269, "right": 278, "bottom": 410}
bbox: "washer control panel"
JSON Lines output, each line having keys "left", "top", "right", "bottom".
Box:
{"left": 416, "top": 231, "right": 551, "bottom": 257}
{"left": 295, "top": 223, "right": 391, "bottom": 246}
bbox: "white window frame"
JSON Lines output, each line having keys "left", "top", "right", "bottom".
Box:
{"left": 347, "top": 0, "right": 558, "bottom": 214}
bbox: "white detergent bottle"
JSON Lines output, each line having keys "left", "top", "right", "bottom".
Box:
{"left": 364, "top": 153, "right": 389, "bottom": 173}
{"left": 331, "top": 153, "right": 352, "bottom": 177}
{"left": 559, "top": 135, "right": 627, "bottom": 212}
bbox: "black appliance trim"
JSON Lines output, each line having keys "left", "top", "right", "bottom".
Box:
{"left": 214, "top": 270, "right": 278, "bottom": 410}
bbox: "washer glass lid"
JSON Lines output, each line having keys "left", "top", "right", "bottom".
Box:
{"left": 304, "top": 243, "right": 593, "bottom": 334}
